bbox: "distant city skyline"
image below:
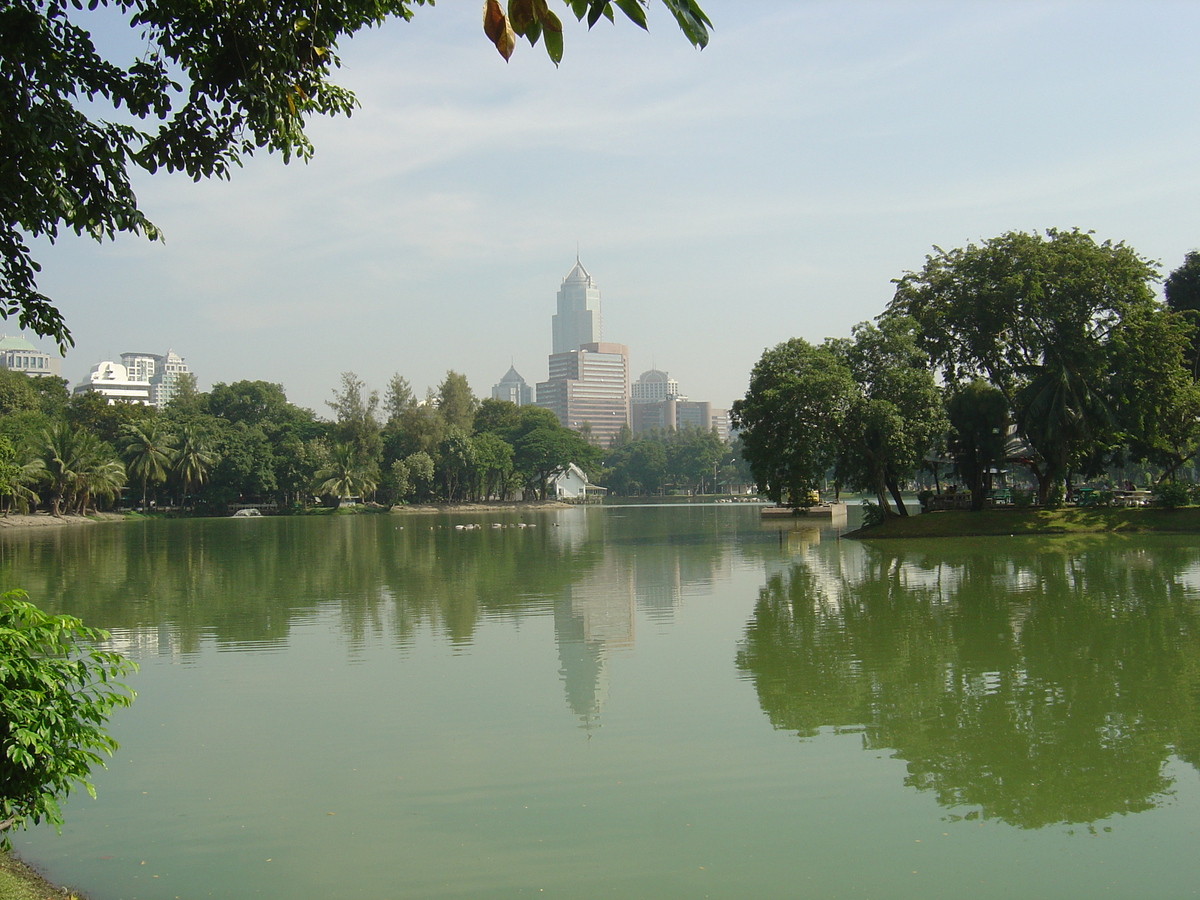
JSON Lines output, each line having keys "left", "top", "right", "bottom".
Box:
{"left": 21, "top": 2, "right": 1200, "bottom": 415}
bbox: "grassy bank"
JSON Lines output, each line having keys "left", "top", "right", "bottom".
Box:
{"left": 0, "top": 851, "right": 82, "bottom": 900}
{"left": 848, "top": 506, "right": 1200, "bottom": 538}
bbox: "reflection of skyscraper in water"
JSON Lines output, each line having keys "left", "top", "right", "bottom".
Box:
{"left": 551, "top": 513, "right": 745, "bottom": 727}
{"left": 555, "top": 554, "right": 635, "bottom": 729}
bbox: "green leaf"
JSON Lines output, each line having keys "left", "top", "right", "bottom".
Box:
{"left": 533, "top": 0, "right": 562, "bottom": 32}
{"left": 586, "top": 2, "right": 606, "bottom": 28}
{"left": 659, "top": 0, "right": 710, "bottom": 47}
{"left": 508, "top": 0, "right": 536, "bottom": 34}
{"left": 543, "top": 25, "right": 563, "bottom": 64}
{"left": 613, "top": 0, "right": 647, "bottom": 29}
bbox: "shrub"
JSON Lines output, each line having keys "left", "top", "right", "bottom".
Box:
{"left": 1011, "top": 488, "right": 1035, "bottom": 508}
{"left": 862, "top": 500, "right": 885, "bottom": 527}
{"left": 1153, "top": 481, "right": 1193, "bottom": 509}
{"left": 1044, "top": 484, "right": 1065, "bottom": 510}
{"left": 0, "top": 590, "right": 136, "bottom": 846}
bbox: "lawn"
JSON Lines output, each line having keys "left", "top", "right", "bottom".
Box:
{"left": 848, "top": 506, "right": 1200, "bottom": 538}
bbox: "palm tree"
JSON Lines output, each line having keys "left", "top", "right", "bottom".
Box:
{"left": 173, "top": 425, "right": 215, "bottom": 507}
{"left": 27, "top": 424, "right": 83, "bottom": 516}
{"left": 121, "top": 420, "right": 175, "bottom": 509}
{"left": 73, "top": 434, "right": 126, "bottom": 514}
{"left": 313, "top": 442, "right": 377, "bottom": 508}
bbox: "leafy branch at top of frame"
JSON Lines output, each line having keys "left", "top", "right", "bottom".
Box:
{"left": 483, "top": 0, "right": 710, "bottom": 65}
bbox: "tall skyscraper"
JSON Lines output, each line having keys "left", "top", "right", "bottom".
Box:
{"left": 552, "top": 258, "right": 602, "bottom": 354}
{"left": 537, "top": 342, "right": 630, "bottom": 447}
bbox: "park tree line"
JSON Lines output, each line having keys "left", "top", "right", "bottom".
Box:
{"left": 733, "top": 229, "right": 1200, "bottom": 515}
{"left": 0, "top": 369, "right": 607, "bottom": 513}
{"left": 0, "top": 366, "right": 744, "bottom": 514}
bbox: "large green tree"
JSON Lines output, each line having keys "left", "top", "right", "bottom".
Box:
{"left": 313, "top": 441, "right": 377, "bottom": 507}
{"left": 1108, "top": 303, "right": 1200, "bottom": 482}
{"left": 888, "top": 228, "right": 1161, "bottom": 502}
{"left": 946, "top": 380, "right": 1009, "bottom": 510}
{"left": 437, "top": 371, "right": 478, "bottom": 433}
{"left": 830, "top": 318, "right": 946, "bottom": 515}
{"left": 1164, "top": 250, "right": 1200, "bottom": 378}
{"left": 731, "top": 338, "right": 856, "bottom": 508}
{"left": 2, "top": 0, "right": 709, "bottom": 348}
{"left": 735, "top": 321, "right": 945, "bottom": 515}
{"left": 326, "top": 372, "right": 382, "bottom": 473}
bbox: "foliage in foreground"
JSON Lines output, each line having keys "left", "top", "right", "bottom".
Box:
{"left": 0, "top": 590, "right": 136, "bottom": 847}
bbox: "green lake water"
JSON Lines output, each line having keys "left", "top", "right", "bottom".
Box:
{"left": 3, "top": 505, "right": 1200, "bottom": 899}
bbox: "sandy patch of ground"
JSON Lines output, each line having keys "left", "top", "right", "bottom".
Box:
{"left": 0, "top": 512, "right": 123, "bottom": 530}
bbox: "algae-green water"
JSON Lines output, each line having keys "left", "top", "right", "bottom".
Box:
{"left": 4, "top": 506, "right": 1200, "bottom": 898}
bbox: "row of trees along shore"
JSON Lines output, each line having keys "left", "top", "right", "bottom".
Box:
{"left": 0, "top": 367, "right": 744, "bottom": 516}
{"left": 733, "top": 229, "right": 1200, "bottom": 516}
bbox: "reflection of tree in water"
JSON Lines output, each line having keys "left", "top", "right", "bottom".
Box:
{"left": 736, "top": 538, "right": 1200, "bottom": 829}
{"left": 0, "top": 517, "right": 606, "bottom": 653}
{"left": 0, "top": 506, "right": 750, "bottom": 669}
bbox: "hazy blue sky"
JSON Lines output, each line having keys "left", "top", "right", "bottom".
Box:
{"left": 26, "top": 1, "right": 1200, "bottom": 414}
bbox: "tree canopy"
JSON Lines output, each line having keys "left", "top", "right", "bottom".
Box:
{"left": 887, "top": 228, "right": 1167, "bottom": 500}
{"left": 1, "top": 0, "right": 710, "bottom": 349}
{"left": 732, "top": 319, "right": 943, "bottom": 514}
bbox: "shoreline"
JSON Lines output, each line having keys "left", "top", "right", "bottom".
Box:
{"left": 846, "top": 506, "right": 1200, "bottom": 539}
{"left": 0, "top": 503, "right": 576, "bottom": 533}
{"left": 0, "top": 512, "right": 123, "bottom": 531}
{"left": 0, "top": 849, "right": 85, "bottom": 899}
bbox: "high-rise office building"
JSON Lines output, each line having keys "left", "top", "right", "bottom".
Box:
{"left": 629, "top": 367, "right": 729, "bottom": 440}
{"left": 552, "top": 259, "right": 602, "bottom": 354}
{"left": 537, "top": 342, "right": 630, "bottom": 447}
{"left": 491, "top": 365, "right": 533, "bottom": 406}
{"left": 631, "top": 368, "right": 682, "bottom": 405}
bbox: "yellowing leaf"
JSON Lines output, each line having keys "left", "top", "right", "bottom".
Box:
{"left": 483, "top": 0, "right": 516, "bottom": 60}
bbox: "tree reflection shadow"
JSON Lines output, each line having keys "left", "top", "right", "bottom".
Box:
{"left": 736, "top": 537, "right": 1200, "bottom": 828}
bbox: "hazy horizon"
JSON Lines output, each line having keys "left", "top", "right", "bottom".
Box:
{"left": 20, "top": 1, "right": 1200, "bottom": 415}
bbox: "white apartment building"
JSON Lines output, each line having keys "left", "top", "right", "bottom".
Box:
{"left": 74, "top": 349, "right": 192, "bottom": 408}
{"left": 0, "top": 334, "right": 61, "bottom": 378}
{"left": 73, "top": 361, "right": 152, "bottom": 405}
{"left": 119, "top": 350, "right": 191, "bottom": 408}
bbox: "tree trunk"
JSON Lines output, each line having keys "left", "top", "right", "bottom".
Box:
{"left": 886, "top": 478, "right": 909, "bottom": 516}
{"left": 874, "top": 475, "right": 892, "bottom": 516}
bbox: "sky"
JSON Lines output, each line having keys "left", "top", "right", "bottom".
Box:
{"left": 23, "top": 0, "right": 1200, "bottom": 415}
